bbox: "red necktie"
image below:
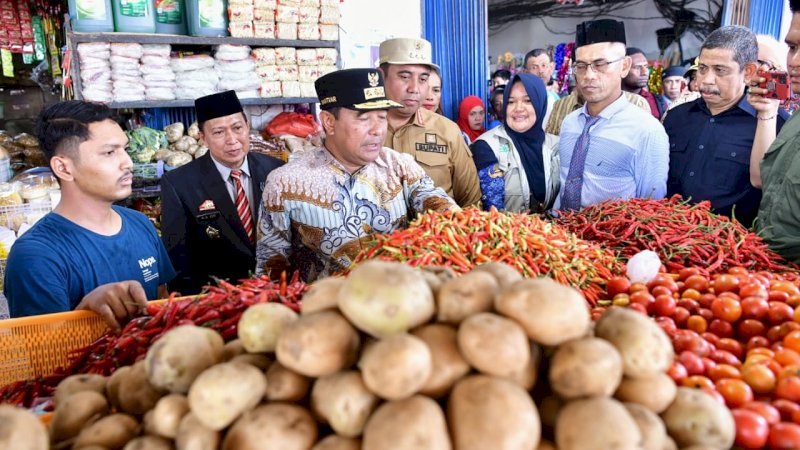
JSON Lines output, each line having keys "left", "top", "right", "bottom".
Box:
{"left": 230, "top": 169, "right": 254, "bottom": 242}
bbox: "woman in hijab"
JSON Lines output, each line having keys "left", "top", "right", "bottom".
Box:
{"left": 470, "top": 73, "right": 560, "bottom": 214}
{"left": 457, "top": 95, "right": 486, "bottom": 145}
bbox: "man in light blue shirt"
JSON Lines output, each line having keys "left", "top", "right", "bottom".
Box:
{"left": 556, "top": 19, "right": 669, "bottom": 210}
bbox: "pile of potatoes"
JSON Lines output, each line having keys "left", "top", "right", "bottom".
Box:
{"left": 0, "top": 260, "right": 737, "bottom": 450}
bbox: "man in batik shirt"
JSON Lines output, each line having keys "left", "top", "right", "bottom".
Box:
{"left": 255, "top": 68, "right": 457, "bottom": 281}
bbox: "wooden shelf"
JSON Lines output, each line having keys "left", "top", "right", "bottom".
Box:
{"left": 109, "top": 97, "right": 318, "bottom": 109}
{"left": 68, "top": 32, "right": 337, "bottom": 48}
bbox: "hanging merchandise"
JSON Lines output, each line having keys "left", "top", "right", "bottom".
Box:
{"left": 648, "top": 64, "right": 664, "bottom": 96}
{"left": 154, "top": 0, "right": 187, "bottom": 35}
{"left": 111, "top": 0, "right": 156, "bottom": 33}
{"left": 554, "top": 42, "right": 574, "bottom": 95}
{"left": 67, "top": 0, "right": 114, "bottom": 32}
{"left": 185, "top": 0, "right": 228, "bottom": 37}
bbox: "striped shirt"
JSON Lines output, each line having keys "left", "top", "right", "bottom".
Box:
{"left": 554, "top": 93, "right": 669, "bottom": 209}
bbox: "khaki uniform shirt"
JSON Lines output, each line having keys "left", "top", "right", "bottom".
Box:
{"left": 546, "top": 91, "right": 651, "bottom": 136}
{"left": 385, "top": 107, "right": 481, "bottom": 207}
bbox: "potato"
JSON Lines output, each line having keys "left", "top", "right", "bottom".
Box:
{"left": 145, "top": 325, "right": 224, "bottom": 394}
{"left": 457, "top": 312, "right": 530, "bottom": 377}
{"left": 549, "top": 337, "right": 623, "bottom": 399}
{"left": 411, "top": 324, "right": 471, "bottom": 397}
{"left": 0, "top": 404, "right": 48, "bottom": 450}
{"left": 123, "top": 436, "right": 173, "bottom": 450}
{"left": 51, "top": 390, "right": 109, "bottom": 443}
{"left": 624, "top": 403, "right": 666, "bottom": 450}
{"left": 661, "top": 436, "right": 678, "bottom": 450}
{"left": 276, "top": 310, "right": 361, "bottom": 377}
{"left": 175, "top": 413, "right": 219, "bottom": 450}
{"left": 265, "top": 362, "right": 311, "bottom": 402}
{"left": 472, "top": 262, "right": 522, "bottom": 287}
{"left": 448, "top": 375, "right": 540, "bottom": 450}
{"left": 148, "top": 394, "right": 190, "bottom": 439}
{"left": 229, "top": 353, "right": 273, "bottom": 370}
{"left": 312, "top": 370, "right": 378, "bottom": 437}
{"left": 338, "top": 260, "right": 434, "bottom": 337}
{"left": 615, "top": 373, "right": 677, "bottom": 413}
{"left": 661, "top": 388, "right": 735, "bottom": 449}
{"left": 238, "top": 303, "right": 299, "bottom": 353}
{"left": 312, "top": 435, "right": 360, "bottom": 450}
{"left": 555, "top": 397, "right": 640, "bottom": 450}
{"left": 302, "top": 276, "right": 345, "bottom": 314}
{"left": 73, "top": 413, "right": 139, "bottom": 450}
{"left": 436, "top": 271, "right": 498, "bottom": 323}
{"left": 507, "top": 342, "right": 540, "bottom": 390}
{"left": 222, "top": 404, "right": 317, "bottom": 450}
{"left": 594, "top": 307, "right": 673, "bottom": 379}
{"left": 188, "top": 362, "right": 267, "bottom": 431}
{"left": 495, "top": 278, "right": 590, "bottom": 346}
{"left": 359, "top": 334, "right": 432, "bottom": 400}
{"left": 117, "top": 361, "right": 164, "bottom": 415}
{"left": 54, "top": 373, "right": 107, "bottom": 407}
{"left": 106, "top": 366, "right": 131, "bottom": 409}
{"left": 362, "top": 395, "right": 451, "bottom": 450}
{"left": 222, "top": 339, "right": 246, "bottom": 361}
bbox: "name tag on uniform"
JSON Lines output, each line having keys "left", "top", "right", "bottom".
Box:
{"left": 416, "top": 143, "right": 448, "bottom": 154}
{"left": 197, "top": 211, "right": 221, "bottom": 221}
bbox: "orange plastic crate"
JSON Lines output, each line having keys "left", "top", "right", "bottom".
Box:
{"left": 0, "top": 300, "right": 170, "bottom": 386}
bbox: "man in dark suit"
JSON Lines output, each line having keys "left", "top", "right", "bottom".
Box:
{"left": 160, "top": 91, "right": 283, "bottom": 294}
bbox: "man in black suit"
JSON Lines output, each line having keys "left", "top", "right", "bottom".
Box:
{"left": 160, "top": 91, "right": 283, "bottom": 294}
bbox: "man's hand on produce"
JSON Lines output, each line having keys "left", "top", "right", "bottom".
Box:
{"left": 76, "top": 281, "right": 148, "bottom": 330}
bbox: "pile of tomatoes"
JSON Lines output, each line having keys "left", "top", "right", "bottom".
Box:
{"left": 595, "top": 268, "right": 800, "bottom": 450}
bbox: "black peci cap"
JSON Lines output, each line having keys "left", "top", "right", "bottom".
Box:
{"left": 662, "top": 65, "right": 688, "bottom": 79}
{"left": 315, "top": 68, "right": 402, "bottom": 111}
{"left": 195, "top": 90, "right": 244, "bottom": 125}
{"left": 575, "top": 19, "right": 627, "bottom": 48}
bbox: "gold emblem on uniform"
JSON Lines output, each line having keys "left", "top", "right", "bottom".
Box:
{"left": 320, "top": 96, "right": 337, "bottom": 105}
{"left": 206, "top": 225, "right": 221, "bottom": 239}
{"left": 367, "top": 72, "right": 379, "bottom": 87}
{"left": 425, "top": 133, "right": 437, "bottom": 144}
{"left": 363, "top": 87, "right": 385, "bottom": 100}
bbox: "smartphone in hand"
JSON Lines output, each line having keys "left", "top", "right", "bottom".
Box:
{"left": 757, "top": 69, "right": 792, "bottom": 101}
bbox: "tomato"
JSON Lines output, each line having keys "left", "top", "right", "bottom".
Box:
{"left": 733, "top": 408, "right": 770, "bottom": 449}
{"left": 768, "top": 422, "right": 800, "bottom": 450}
{"left": 685, "top": 274, "right": 710, "bottom": 293}
{"left": 677, "top": 298, "right": 700, "bottom": 314}
{"left": 741, "top": 282, "right": 770, "bottom": 299}
{"left": 708, "top": 364, "right": 741, "bottom": 382}
{"left": 655, "top": 316, "right": 677, "bottom": 336}
{"left": 687, "top": 315, "right": 708, "bottom": 334}
{"left": 628, "top": 302, "right": 648, "bottom": 315}
{"left": 717, "top": 378, "right": 754, "bottom": 407}
{"left": 652, "top": 294, "right": 677, "bottom": 317}
{"left": 770, "top": 302, "right": 796, "bottom": 325}
{"left": 776, "top": 377, "right": 800, "bottom": 402}
{"left": 773, "top": 280, "right": 800, "bottom": 296}
{"left": 771, "top": 290, "right": 792, "bottom": 303}
{"left": 776, "top": 348, "right": 800, "bottom": 367}
{"left": 667, "top": 361, "right": 688, "bottom": 383}
{"left": 770, "top": 325, "right": 785, "bottom": 343}
{"left": 698, "top": 307, "right": 715, "bottom": 322}
{"left": 702, "top": 386, "right": 728, "bottom": 405}
{"left": 718, "top": 338, "right": 744, "bottom": 359}
{"left": 780, "top": 322, "right": 800, "bottom": 339}
{"left": 742, "top": 401, "right": 782, "bottom": 424}
{"left": 647, "top": 274, "right": 679, "bottom": 293}
{"left": 672, "top": 306, "right": 691, "bottom": 327}
{"left": 629, "top": 282, "right": 648, "bottom": 293}
{"left": 683, "top": 375, "right": 714, "bottom": 389}
{"left": 679, "top": 351, "right": 706, "bottom": 376}
{"left": 774, "top": 399, "right": 800, "bottom": 422}
{"left": 743, "top": 363, "right": 778, "bottom": 394}
{"left": 703, "top": 332, "right": 721, "bottom": 348}
{"left": 714, "top": 274, "right": 741, "bottom": 293}
{"left": 709, "top": 319, "right": 735, "bottom": 339}
{"left": 778, "top": 365, "right": 800, "bottom": 381}
{"left": 712, "top": 297, "right": 743, "bottom": 322}
{"left": 719, "top": 291, "right": 742, "bottom": 302}
{"left": 729, "top": 266, "right": 750, "bottom": 276}
{"left": 679, "top": 267, "right": 701, "bottom": 280}
{"left": 742, "top": 296, "right": 770, "bottom": 320}
{"left": 789, "top": 295, "right": 800, "bottom": 309}
{"left": 710, "top": 349, "right": 742, "bottom": 367}
{"left": 681, "top": 288, "right": 702, "bottom": 301}
{"left": 749, "top": 336, "right": 772, "bottom": 351}
{"left": 739, "top": 319, "right": 768, "bottom": 339}
{"left": 629, "top": 291, "right": 655, "bottom": 309}
{"left": 673, "top": 330, "right": 713, "bottom": 356}
{"left": 606, "top": 276, "right": 630, "bottom": 297}
{"left": 650, "top": 285, "right": 672, "bottom": 298}
{"left": 698, "top": 293, "right": 717, "bottom": 308}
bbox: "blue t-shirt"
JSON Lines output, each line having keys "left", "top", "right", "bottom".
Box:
{"left": 5, "top": 206, "right": 176, "bottom": 318}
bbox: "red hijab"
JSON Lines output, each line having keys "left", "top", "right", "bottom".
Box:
{"left": 457, "top": 95, "right": 486, "bottom": 143}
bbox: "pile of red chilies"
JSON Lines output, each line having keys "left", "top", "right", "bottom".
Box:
{"left": 556, "top": 195, "right": 797, "bottom": 275}
{"left": 0, "top": 274, "right": 308, "bottom": 408}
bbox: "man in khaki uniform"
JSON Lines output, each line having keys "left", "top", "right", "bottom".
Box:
{"left": 378, "top": 38, "right": 481, "bottom": 207}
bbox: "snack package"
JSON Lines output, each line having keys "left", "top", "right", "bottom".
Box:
{"left": 316, "top": 48, "right": 337, "bottom": 65}
{"left": 171, "top": 54, "right": 215, "bottom": 72}
{"left": 142, "top": 44, "right": 171, "bottom": 57}
{"left": 215, "top": 44, "right": 252, "bottom": 61}
{"left": 110, "top": 43, "right": 144, "bottom": 59}
{"left": 256, "top": 64, "right": 278, "bottom": 80}
{"left": 276, "top": 64, "right": 299, "bottom": 81}
{"left": 276, "top": 4, "right": 298, "bottom": 23}
{"left": 300, "top": 0, "right": 320, "bottom": 6}
{"left": 298, "top": 6, "right": 319, "bottom": 23}
{"left": 228, "top": 4, "right": 254, "bottom": 22}
{"left": 298, "top": 65, "right": 319, "bottom": 83}
{"left": 276, "top": 22, "right": 297, "bottom": 40}
{"left": 318, "top": 64, "right": 337, "bottom": 76}
{"left": 229, "top": 21, "right": 254, "bottom": 38}
{"left": 296, "top": 49, "right": 317, "bottom": 66}
{"left": 260, "top": 81, "right": 282, "bottom": 98}
{"left": 319, "top": 5, "right": 339, "bottom": 24}
{"left": 297, "top": 24, "right": 319, "bottom": 40}
{"left": 253, "top": 0, "right": 277, "bottom": 7}
{"left": 299, "top": 81, "right": 316, "bottom": 98}
{"left": 319, "top": 24, "right": 338, "bottom": 41}
{"left": 281, "top": 81, "right": 301, "bottom": 97}
{"left": 275, "top": 47, "right": 297, "bottom": 65}
{"left": 253, "top": 8, "right": 274, "bottom": 22}
{"left": 253, "top": 21, "right": 276, "bottom": 38}
{"left": 252, "top": 47, "right": 277, "bottom": 64}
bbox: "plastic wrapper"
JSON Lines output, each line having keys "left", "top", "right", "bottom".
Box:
{"left": 82, "top": 83, "right": 113, "bottom": 103}
{"left": 298, "top": 65, "right": 319, "bottom": 82}
{"left": 626, "top": 250, "right": 662, "bottom": 284}
{"left": 276, "top": 64, "right": 298, "bottom": 81}
{"left": 275, "top": 47, "right": 297, "bottom": 65}
{"left": 146, "top": 88, "right": 177, "bottom": 101}
{"left": 142, "top": 70, "right": 176, "bottom": 82}
{"left": 319, "top": 5, "right": 339, "bottom": 24}
{"left": 252, "top": 47, "right": 276, "bottom": 64}
{"left": 176, "top": 86, "right": 217, "bottom": 98}
{"left": 276, "top": 4, "right": 299, "bottom": 23}
{"left": 256, "top": 64, "right": 278, "bottom": 80}
{"left": 320, "top": 0, "right": 337, "bottom": 5}
{"left": 298, "top": 6, "right": 319, "bottom": 23}
{"left": 277, "top": 23, "right": 297, "bottom": 39}
{"left": 177, "top": 69, "right": 219, "bottom": 83}
{"left": 215, "top": 58, "right": 256, "bottom": 73}
{"left": 237, "top": 90, "right": 260, "bottom": 98}
{"left": 215, "top": 44, "right": 252, "bottom": 61}
{"left": 299, "top": 82, "right": 316, "bottom": 98}
{"left": 318, "top": 64, "right": 337, "bottom": 76}
{"left": 253, "top": 8, "right": 273, "bottom": 22}
{"left": 281, "top": 81, "right": 300, "bottom": 97}
{"left": 229, "top": 0, "right": 254, "bottom": 4}
{"left": 319, "top": 24, "right": 338, "bottom": 40}
{"left": 81, "top": 68, "right": 112, "bottom": 84}
{"left": 142, "top": 44, "right": 171, "bottom": 57}
{"left": 260, "top": 81, "right": 282, "bottom": 98}
{"left": 253, "top": 21, "right": 275, "bottom": 39}
{"left": 113, "top": 93, "right": 146, "bottom": 102}
{"left": 79, "top": 50, "right": 110, "bottom": 62}
{"left": 218, "top": 73, "right": 261, "bottom": 91}
{"left": 113, "top": 81, "right": 146, "bottom": 92}
{"left": 110, "top": 55, "right": 140, "bottom": 70}
{"left": 229, "top": 22, "right": 254, "bottom": 38}
{"left": 297, "top": 24, "right": 319, "bottom": 40}
{"left": 176, "top": 79, "right": 217, "bottom": 91}
{"left": 171, "top": 54, "right": 215, "bottom": 72}
{"left": 228, "top": 4, "right": 254, "bottom": 22}
{"left": 111, "top": 73, "right": 142, "bottom": 83}
{"left": 77, "top": 42, "right": 110, "bottom": 57}
{"left": 296, "top": 49, "right": 316, "bottom": 66}
{"left": 111, "top": 43, "right": 143, "bottom": 59}
{"left": 253, "top": 0, "right": 276, "bottom": 7}
{"left": 143, "top": 80, "right": 177, "bottom": 89}
{"left": 300, "top": 0, "right": 320, "bottom": 6}
{"left": 141, "top": 55, "right": 170, "bottom": 66}
{"left": 218, "top": 70, "right": 260, "bottom": 81}
{"left": 316, "top": 48, "right": 337, "bottom": 65}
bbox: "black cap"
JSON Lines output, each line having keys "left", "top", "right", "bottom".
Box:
{"left": 195, "top": 90, "right": 244, "bottom": 125}
{"left": 575, "top": 19, "right": 627, "bottom": 48}
{"left": 315, "top": 68, "right": 402, "bottom": 111}
{"left": 662, "top": 66, "right": 687, "bottom": 79}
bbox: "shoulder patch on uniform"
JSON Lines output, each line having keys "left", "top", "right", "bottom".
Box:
{"left": 425, "top": 133, "right": 437, "bottom": 144}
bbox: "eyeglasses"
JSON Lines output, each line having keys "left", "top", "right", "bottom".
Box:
{"left": 572, "top": 56, "right": 625, "bottom": 75}
{"left": 758, "top": 59, "right": 777, "bottom": 71}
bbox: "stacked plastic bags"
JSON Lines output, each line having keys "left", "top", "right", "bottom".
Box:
{"left": 141, "top": 45, "right": 176, "bottom": 101}
{"left": 172, "top": 54, "right": 217, "bottom": 99}
{"left": 215, "top": 44, "right": 261, "bottom": 99}
{"left": 110, "top": 43, "right": 145, "bottom": 103}
{"left": 77, "top": 42, "right": 113, "bottom": 103}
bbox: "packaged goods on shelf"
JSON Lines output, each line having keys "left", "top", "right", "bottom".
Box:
{"left": 282, "top": 81, "right": 300, "bottom": 97}
{"left": 256, "top": 64, "right": 278, "bottom": 80}
{"left": 215, "top": 44, "right": 252, "bottom": 61}
{"left": 300, "top": 0, "right": 320, "bottom": 5}
{"left": 275, "top": 65, "right": 298, "bottom": 81}
{"left": 318, "top": 64, "right": 336, "bottom": 76}
{"left": 229, "top": 3, "right": 254, "bottom": 22}
{"left": 299, "top": 82, "right": 316, "bottom": 98}
{"left": 260, "top": 81, "right": 282, "bottom": 98}
{"left": 253, "top": 8, "right": 273, "bottom": 22}
{"left": 276, "top": 22, "right": 297, "bottom": 40}
{"left": 297, "top": 24, "right": 319, "bottom": 40}
{"left": 141, "top": 44, "right": 176, "bottom": 101}
{"left": 298, "top": 6, "right": 319, "bottom": 23}
{"left": 253, "top": 21, "right": 276, "bottom": 38}
{"left": 253, "top": 0, "right": 277, "bottom": 7}
{"left": 296, "top": 49, "right": 316, "bottom": 66}
{"left": 172, "top": 54, "right": 218, "bottom": 99}
{"left": 229, "top": 21, "right": 254, "bottom": 38}
{"left": 252, "top": 47, "right": 276, "bottom": 64}
{"left": 78, "top": 42, "right": 113, "bottom": 103}
{"left": 276, "top": 4, "right": 299, "bottom": 23}
{"left": 275, "top": 47, "right": 296, "bottom": 65}
{"left": 215, "top": 45, "right": 259, "bottom": 98}
{"left": 229, "top": 0, "right": 254, "bottom": 4}
{"left": 320, "top": 0, "right": 337, "bottom": 4}
{"left": 298, "top": 65, "right": 319, "bottom": 83}
{"left": 142, "top": 44, "right": 171, "bottom": 58}
{"left": 170, "top": 54, "right": 215, "bottom": 72}
{"left": 110, "top": 43, "right": 144, "bottom": 103}
{"left": 319, "top": 24, "right": 338, "bottom": 41}
{"left": 319, "top": 4, "right": 340, "bottom": 24}
{"left": 316, "top": 48, "right": 337, "bottom": 65}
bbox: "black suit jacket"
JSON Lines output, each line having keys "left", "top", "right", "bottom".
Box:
{"left": 160, "top": 151, "right": 283, "bottom": 294}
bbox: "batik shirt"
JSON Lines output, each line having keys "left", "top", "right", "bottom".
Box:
{"left": 255, "top": 146, "right": 457, "bottom": 281}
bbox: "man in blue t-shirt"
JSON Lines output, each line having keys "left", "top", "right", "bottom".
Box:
{"left": 4, "top": 101, "right": 175, "bottom": 329}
